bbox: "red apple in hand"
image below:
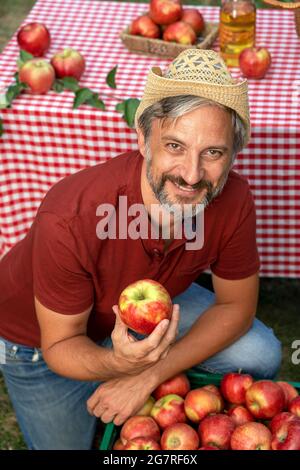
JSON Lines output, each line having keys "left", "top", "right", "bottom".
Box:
{"left": 181, "top": 9, "right": 205, "bottom": 35}
{"left": 153, "top": 373, "right": 190, "bottom": 400}
{"left": 120, "top": 416, "right": 160, "bottom": 444}
{"left": 118, "top": 279, "right": 172, "bottom": 335}
{"left": 130, "top": 15, "right": 161, "bottom": 39}
{"left": 245, "top": 380, "right": 285, "bottom": 419}
{"left": 19, "top": 58, "right": 55, "bottom": 94}
{"left": 150, "top": 0, "right": 182, "bottom": 26}
{"left": 151, "top": 394, "right": 187, "bottom": 429}
{"left": 50, "top": 48, "right": 85, "bottom": 80}
{"left": 161, "top": 423, "right": 199, "bottom": 450}
{"left": 17, "top": 23, "right": 51, "bottom": 57}
{"left": 220, "top": 372, "right": 254, "bottom": 405}
{"left": 198, "top": 414, "right": 236, "bottom": 450}
{"left": 231, "top": 422, "right": 272, "bottom": 450}
{"left": 239, "top": 47, "right": 271, "bottom": 79}
{"left": 163, "top": 21, "right": 197, "bottom": 45}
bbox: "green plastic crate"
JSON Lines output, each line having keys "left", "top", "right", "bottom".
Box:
{"left": 99, "top": 370, "right": 300, "bottom": 450}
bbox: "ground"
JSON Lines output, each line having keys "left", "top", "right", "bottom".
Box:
{"left": 0, "top": 0, "right": 299, "bottom": 450}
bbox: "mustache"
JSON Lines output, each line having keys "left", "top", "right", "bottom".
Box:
{"left": 161, "top": 173, "right": 213, "bottom": 192}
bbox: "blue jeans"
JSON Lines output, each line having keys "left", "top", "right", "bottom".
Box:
{"left": 0, "top": 283, "right": 282, "bottom": 450}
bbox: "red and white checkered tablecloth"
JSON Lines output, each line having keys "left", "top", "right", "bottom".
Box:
{"left": 0, "top": 0, "right": 299, "bottom": 277}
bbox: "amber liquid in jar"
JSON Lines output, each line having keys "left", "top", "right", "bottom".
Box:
{"left": 219, "top": 0, "right": 256, "bottom": 67}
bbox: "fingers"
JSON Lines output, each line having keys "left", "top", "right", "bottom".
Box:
{"left": 155, "top": 304, "right": 180, "bottom": 358}
{"left": 111, "top": 305, "right": 128, "bottom": 340}
{"left": 140, "top": 318, "right": 170, "bottom": 353}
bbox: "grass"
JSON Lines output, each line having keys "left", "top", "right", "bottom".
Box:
{"left": 0, "top": 0, "right": 299, "bottom": 451}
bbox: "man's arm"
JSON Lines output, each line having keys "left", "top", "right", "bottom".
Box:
{"left": 87, "top": 272, "right": 259, "bottom": 423}
{"left": 35, "top": 297, "right": 179, "bottom": 381}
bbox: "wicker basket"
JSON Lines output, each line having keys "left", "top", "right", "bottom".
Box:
{"left": 263, "top": 0, "right": 300, "bottom": 37}
{"left": 120, "top": 22, "right": 219, "bottom": 59}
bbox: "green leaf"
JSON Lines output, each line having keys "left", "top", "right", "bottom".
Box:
{"left": 14, "top": 72, "right": 20, "bottom": 84}
{"left": 52, "top": 80, "right": 65, "bottom": 93}
{"left": 20, "top": 50, "right": 34, "bottom": 62}
{"left": 106, "top": 66, "right": 118, "bottom": 89}
{"left": 5, "top": 83, "right": 24, "bottom": 106}
{"left": 0, "top": 117, "right": 4, "bottom": 137}
{"left": 0, "top": 93, "right": 9, "bottom": 109}
{"left": 73, "top": 88, "right": 95, "bottom": 109}
{"left": 86, "top": 93, "right": 105, "bottom": 110}
{"left": 61, "top": 77, "right": 80, "bottom": 92}
{"left": 116, "top": 98, "right": 140, "bottom": 128}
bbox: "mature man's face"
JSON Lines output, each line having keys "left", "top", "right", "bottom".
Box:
{"left": 140, "top": 105, "right": 234, "bottom": 218}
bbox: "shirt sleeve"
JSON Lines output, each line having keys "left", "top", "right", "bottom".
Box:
{"left": 210, "top": 188, "right": 260, "bottom": 280}
{"left": 32, "top": 211, "right": 94, "bottom": 314}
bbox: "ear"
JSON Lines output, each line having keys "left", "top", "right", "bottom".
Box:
{"left": 136, "top": 126, "right": 146, "bottom": 158}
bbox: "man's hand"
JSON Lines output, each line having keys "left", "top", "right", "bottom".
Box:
{"left": 111, "top": 304, "right": 180, "bottom": 376}
{"left": 87, "top": 372, "right": 155, "bottom": 426}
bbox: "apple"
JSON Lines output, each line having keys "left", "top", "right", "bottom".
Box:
{"left": 123, "top": 437, "right": 161, "bottom": 450}
{"left": 149, "top": 0, "right": 182, "bottom": 26}
{"left": 269, "top": 412, "right": 300, "bottom": 434}
{"left": 181, "top": 9, "right": 205, "bottom": 35}
{"left": 198, "top": 445, "right": 219, "bottom": 450}
{"left": 201, "top": 384, "right": 224, "bottom": 409}
{"left": 17, "top": 22, "right": 51, "bottom": 57}
{"left": 153, "top": 373, "right": 190, "bottom": 400}
{"left": 118, "top": 279, "right": 172, "bottom": 335}
{"left": 198, "top": 414, "right": 236, "bottom": 450}
{"left": 150, "top": 394, "right": 186, "bottom": 429}
{"left": 289, "top": 396, "right": 300, "bottom": 417}
{"left": 136, "top": 396, "right": 155, "bottom": 416}
{"left": 161, "top": 423, "right": 199, "bottom": 450}
{"left": 245, "top": 380, "right": 285, "bottom": 419}
{"left": 163, "top": 21, "right": 196, "bottom": 45}
{"left": 239, "top": 47, "right": 272, "bottom": 79}
{"left": 184, "top": 388, "right": 222, "bottom": 423}
{"left": 220, "top": 372, "right": 254, "bottom": 405}
{"left": 227, "top": 405, "right": 254, "bottom": 427}
{"left": 113, "top": 438, "right": 125, "bottom": 450}
{"left": 19, "top": 58, "right": 55, "bottom": 94}
{"left": 50, "top": 48, "right": 85, "bottom": 81}
{"left": 277, "top": 381, "right": 298, "bottom": 409}
{"left": 271, "top": 421, "right": 300, "bottom": 450}
{"left": 120, "top": 415, "right": 160, "bottom": 444}
{"left": 230, "top": 422, "right": 272, "bottom": 450}
{"left": 130, "top": 15, "right": 161, "bottom": 39}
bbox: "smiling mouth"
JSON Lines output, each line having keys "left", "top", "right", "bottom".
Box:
{"left": 172, "top": 180, "right": 202, "bottom": 194}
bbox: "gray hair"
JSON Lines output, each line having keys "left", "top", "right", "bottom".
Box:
{"left": 137, "top": 95, "right": 247, "bottom": 159}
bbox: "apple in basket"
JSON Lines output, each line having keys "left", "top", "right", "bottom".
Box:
{"left": 17, "top": 22, "right": 51, "bottom": 57}
{"left": 118, "top": 279, "right": 172, "bottom": 335}
{"left": 153, "top": 373, "right": 191, "bottom": 400}
{"left": 181, "top": 8, "right": 205, "bottom": 35}
{"left": 129, "top": 15, "right": 161, "bottom": 39}
{"left": 50, "top": 48, "right": 86, "bottom": 80}
{"left": 19, "top": 58, "right": 55, "bottom": 94}
{"left": 239, "top": 47, "right": 271, "bottom": 79}
{"left": 230, "top": 422, "right": 272, "bottom": 450}
{"left": 163, "top": 21, "right": 196, "bottom": 45}
{"left": 150, "top": 0, "right": 183, "bottom": 26}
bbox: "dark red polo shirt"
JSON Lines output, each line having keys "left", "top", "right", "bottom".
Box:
{"left": 0, "top": 150, "right": 260, "bottom": 347}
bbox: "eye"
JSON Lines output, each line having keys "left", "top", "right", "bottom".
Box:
{"left": 205, "top": 149, "right": 223, "bottom": 159}
{"left": 166, "top": 143, "right": 181, "bottom": 152}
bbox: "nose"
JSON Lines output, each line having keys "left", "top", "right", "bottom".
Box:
{"left": 181, "top": 153, "right": 205, "bottom": 186}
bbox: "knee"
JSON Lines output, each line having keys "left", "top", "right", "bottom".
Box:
{"left": 234, "top": 327, "right": 282, "bottom": 380}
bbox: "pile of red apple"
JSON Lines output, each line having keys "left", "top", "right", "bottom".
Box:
{"left": 16, "top": 22, "right": 85, "bottom": 94}
{"left": 112, "top": 372, "right": 300, "bottom": 450}
{"left": 129, "top": 0, "right": 205, "bottom": 46}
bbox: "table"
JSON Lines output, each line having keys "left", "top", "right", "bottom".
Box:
{"left": 0, "top": 0, "right": 299, "bottom": 277}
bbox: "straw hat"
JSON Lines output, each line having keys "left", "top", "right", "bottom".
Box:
{"left": 135, "top": 49, "right": 250, "bottom": 146}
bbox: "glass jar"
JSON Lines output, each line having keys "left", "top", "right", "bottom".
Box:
{"left": 219, "top": 0, "right": 256, "bottom": 67}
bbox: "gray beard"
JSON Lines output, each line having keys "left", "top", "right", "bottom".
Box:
{"left": 145, "top": 144, "right": 230, "bottom": 220}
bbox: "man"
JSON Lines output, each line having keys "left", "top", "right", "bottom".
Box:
{"left": 0, "top": 50, "right": 281, "bottom": 449}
